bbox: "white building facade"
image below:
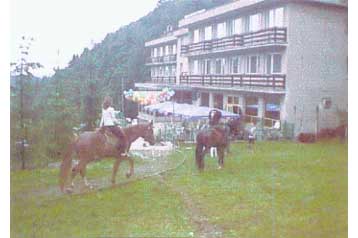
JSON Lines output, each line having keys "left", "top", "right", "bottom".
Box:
{"left": 136, "top": 0, "right": 348, "bottom": 136}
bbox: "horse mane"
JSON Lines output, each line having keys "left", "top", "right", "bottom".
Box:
{"left": 122, "top": 123, "right": 147, "bottom": 133}
{"left": 121, "top": 123, "right": 151, "bottom": 143}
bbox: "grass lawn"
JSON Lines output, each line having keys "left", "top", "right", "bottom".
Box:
{"left": 11, "top": 140, "right": 347, "bottom": 237}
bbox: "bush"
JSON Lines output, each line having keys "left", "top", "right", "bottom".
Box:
{"left": 317, "top": 128, "right": 337, "bottom": 140}
{"left": 298, "top": 133, "right": 316, "bottom": 143}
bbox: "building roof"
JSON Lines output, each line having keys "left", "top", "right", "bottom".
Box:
{"left": 145, "top": 28, "right": 189, "bottom": 47}
{"left": 178, "top": 0, "right": 347, "bottom": 28}
{"left": 145, "top": 34, "right": 177, "bottom": 47}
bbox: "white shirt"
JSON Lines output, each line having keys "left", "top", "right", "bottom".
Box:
{"left": 249, "top": 126, "right": 256, "bottom": 138}
{"left": 100, "top": 107, "right": 120, "bottom": 126}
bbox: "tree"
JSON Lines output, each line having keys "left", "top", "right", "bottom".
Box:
{"left": 10, "top": 36, "right": 43, "bottom": 169}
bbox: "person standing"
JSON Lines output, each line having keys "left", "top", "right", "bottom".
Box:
{"left": 248, "top": 123, "right": 257, "bottom": 151}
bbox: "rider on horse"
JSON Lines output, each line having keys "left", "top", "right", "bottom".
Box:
{"left": 99, "top": 96, "right": 129, "bottom": 155}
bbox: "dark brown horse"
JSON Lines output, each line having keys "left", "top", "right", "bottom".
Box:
{"left": 195, "top": 117, "right": 240, "bottom": 170}
{"left": 59, "top": 122, "right": 155, "bottom": 193}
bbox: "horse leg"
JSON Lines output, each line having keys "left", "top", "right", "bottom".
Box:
{"left": 67, "top": 163, "right": 81, "bottom": 192}
{"left": 217, "top": 147, "right": 225, "bottom": 169}
{"left": 79, "top": 163, "right": 94, "bottom": 189}
{"left": 195, "top": 144, "right": 205, "bottom": 170}
{"left": 226, "top": 140, "right": 231, "bottom": 155}
{"left": 124, "top": 155, "right": 134, "bottom": 178}
{"left": 111, "top": 158, "right": 122, "bottom": 185}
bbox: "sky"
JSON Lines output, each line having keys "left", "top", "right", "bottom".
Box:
{"left": 10, "top": 0, "right": 159, "bottom": 77}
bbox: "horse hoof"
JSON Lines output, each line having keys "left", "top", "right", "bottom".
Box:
{"left": 65, "top": 187, "right": 73, "bottom": 194}
{"left": 85, "top": 183, "right": 94, "bottom": 190}
{"left": 218, "top": 166, "right": 222, "bottom": 170}
{"left": 126, "top": 172, "right": 131, "bottom": 178}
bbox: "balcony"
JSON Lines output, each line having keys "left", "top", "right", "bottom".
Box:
{"left": 149, "top": 76, "right": 177, "bottom": 84}
{"left": 181, "top": 27, "right": 287, "bottom": 56}
{"left": 146, "top": 54, "right": 177, "bottom": 65}
{"left": 179, "top": 74, "right": 285, "bottom": 90}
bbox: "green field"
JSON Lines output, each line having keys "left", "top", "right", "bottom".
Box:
{"left": 11, "top": 140, "right": 347, "bottom": 238}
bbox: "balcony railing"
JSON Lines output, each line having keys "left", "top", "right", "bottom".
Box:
{"left": 179, "top": 74, "right": 286, "bottom": 90}
{"left": 181, "top": 27, "right": 287, "bottom": 55}
{"left": 146, "top": 54, "right": 177, "bottom": 64}
{"left": 149, "top": 76, "right": 176, "bottom": 84}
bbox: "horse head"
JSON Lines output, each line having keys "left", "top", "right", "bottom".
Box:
{"left": 209, "top": 109, "right": 222, "bottom": 126}
{"left": 228, "top": 117, "right": 241, "bottom": 136}
{"left": 142, "top": 121, "right": 156, "bottom": 145}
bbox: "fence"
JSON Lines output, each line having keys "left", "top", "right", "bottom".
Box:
{"left": 181, "top": 27, "right": 287, "bottom": 55}
{"left": 154, "top": 118, "right": 295, "bottom": 143}
{"left": 179, "top": 74, "right": 286, "bottom": 90}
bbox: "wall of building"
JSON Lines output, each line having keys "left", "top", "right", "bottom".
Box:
{"left": 284, "top": 2, "right": 347, "bottom": 134}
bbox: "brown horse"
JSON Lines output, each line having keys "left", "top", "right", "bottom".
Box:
{"left": 195, "top": 117, "right": 240, "bottom": 171}
{"left": 59, "top": 122, "right": 155, "bottom": 193}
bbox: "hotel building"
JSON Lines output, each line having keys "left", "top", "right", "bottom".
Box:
{"left": 136, "top": 0, "right": 348, "bottom": 135}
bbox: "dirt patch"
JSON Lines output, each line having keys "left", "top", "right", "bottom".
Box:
{"left": 158, "top": 175, "right": 224, "bottom": 238}
{"left": 13, "top": 150, "right": 184, "bottom": 202}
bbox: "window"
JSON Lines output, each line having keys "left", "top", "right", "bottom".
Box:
{"left": 227, "top": 96, "right": 240, "bottom": 114}
{"left": 233, "top": 18, "right": 242, "bottom": 35}
{"left": 192, "top": 60, "right": 199, "bottom": 74}
{"left": 193, "top": 29, "right": 200, "bottom": 43}
{"left": 232, "top": 57, "right": 239, "bottom": 74}
{"left": 205, "top": 26, "right": 212, "bottom": 41}
{"left": 249, "top": 56, "right": 258, "bottom": 73}
{"left": 173, "top": 44, "right": 177, "bottom": 55}
{"left": 201, "top": 93, "right": 209, "bottom": 107}
{"left": 266, "top": 54, "right": 282, "bottom": 73}
{"left": 165, "top": 66, "right": 170, "bottom": 76}
{"left": 172, "top": 65, "right": 176, "bottom": 76}
{"left": 151, "top": 48, "right": 154, "bottom": 57}
{"left": 205, "top": 59, "right": 211, "bottom": 75}
{"left": 266, "top": 55, "right": 272, "bottom": 74}
{"left": 215, "top": 59, "right": 222, "bottom": 74}
{"left": 153, "top": 48, "right": 157, "bottom": 57}
{"left": 212, "top": 25, "right": 218, "bottom": 39}
{"left": 249, "top": 13, "right": 262, "bottom": 32}
{"left": 198, "top": 60, "right": 205, "bottom": 75}
{"left": 322, "top": 98, "right": 332, "bottom": 109}
{"left": 159, "top": 66, "right": 163, "bottom": 76}
{"left": 199, "top": 28, "right": 205, "bottom": 42}
{"left": 221, "top": 58, "right": 226, "bottom": 74}
{"left": 273, "top": 54, "right": 282, "bottom": 73}
{"left": 217, "top": 22, "right": 226, "bottom": 38}
{"left": 228, "top": 96, "right": 233, "bottom": 104}
{"left": 227, "top": 96, "right": 239, "bottom": 105}
{"left": 159, "top": 47, "right": 163, "bottom": 56}
{"left": 226, "top": 20, "right": 233, "bottom": 36}
{"left": 269, "top": 8, "right": 284, "bottom": 28}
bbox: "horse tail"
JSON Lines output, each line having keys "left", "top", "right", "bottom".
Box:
{"left": 59, "top": 141, "right": 75, "bottom": 192}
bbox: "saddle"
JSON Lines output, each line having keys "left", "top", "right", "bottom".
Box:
{"left": 97, "top": 127, "right": 119, "bottom": 147}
